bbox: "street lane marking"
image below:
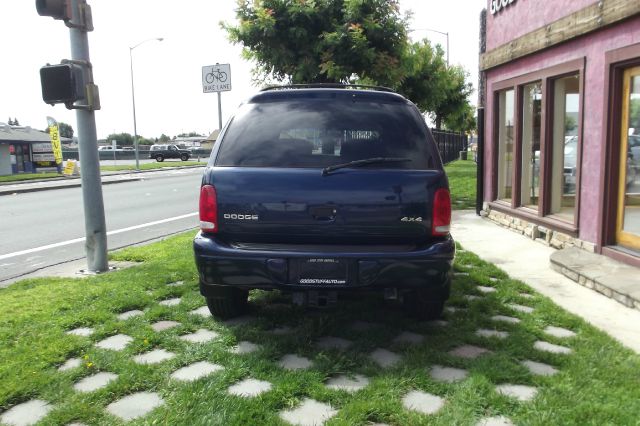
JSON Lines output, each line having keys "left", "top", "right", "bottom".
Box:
{"left": 0, "top": 212, "right": 198, "bottom": 261}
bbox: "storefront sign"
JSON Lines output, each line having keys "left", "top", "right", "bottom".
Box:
{"left": 32, "top": 153, "right": 56, "bottom": 162}
{"left": 491, "top": 0, "right": 517, "bottom": 15}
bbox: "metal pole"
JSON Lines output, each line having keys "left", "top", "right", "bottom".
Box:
{"left": 69, "top": 0, "right": 108, "bottom": 272}
{"left": 217, "top": 91, "right": 223, "bottom": 131}
{"left": 446, "top": 32, "right": 450, "bottom": 66}
{"left": 130, "top": 47, "right": 139, "bottom": 171}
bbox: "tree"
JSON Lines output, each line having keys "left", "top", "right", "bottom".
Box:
{"left": 159, "top": 134, "right": 171, "bottom": 143}
{"left": 177, "top": 132, "right": 203, "bottom": 138}
{"left": 223, "top": 0, "right": 408, "bottom": 86}
{"left": 7, "top": 117, "right": 13, "bottom": 125}
{"left": 397, "top": 40, "right": 448, "bottom": 115}
{"left": 13, "top": 117, "right": 19, "bottom": 126}
{"left": 106, "top": 132, "right": 134, "bottom": 146}
{"left": 431, "top": 65, "right": 474, "bottom": 130}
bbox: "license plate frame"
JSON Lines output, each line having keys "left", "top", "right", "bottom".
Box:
{"left": 296, "top": 258, "right": 348, "bottom": 286}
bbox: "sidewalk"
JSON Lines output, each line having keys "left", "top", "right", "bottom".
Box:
{"left": 0, "top": 164, "right": 205, "bottom": 196}
{"left": 452, "top": 210, "right": 640, "bottom": 354}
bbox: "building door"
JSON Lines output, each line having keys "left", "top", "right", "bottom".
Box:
{"left": 616, "top": 66, "right": 640, "bottom": 250}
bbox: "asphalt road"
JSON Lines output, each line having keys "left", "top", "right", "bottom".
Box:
{"left": 0, "top": 168, "right": 203, "bottom": 284}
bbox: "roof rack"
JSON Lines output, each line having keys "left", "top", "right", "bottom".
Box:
{"left": 260, "top": 83, "right": 396, "bottom": 93}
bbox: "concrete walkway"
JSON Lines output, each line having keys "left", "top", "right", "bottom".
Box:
{"left": 452, "top": 210, "right": 640, "bottom": 354}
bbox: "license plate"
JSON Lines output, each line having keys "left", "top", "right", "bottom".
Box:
{"left": 298, "top": 258, "right": 347, "bottom": 285}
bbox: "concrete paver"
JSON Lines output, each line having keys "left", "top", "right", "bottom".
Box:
{"left": 325, "top": 374, "right": 370, "bottom": 392}
{"left": 279, "top": 354, "right": 313, "bottom": 371}
{"left": 279, "top": 398, "right": 337, "bottom": 426}
{"left": 369, "top": 348, "right": 401, "bottom": 368}
{"left": 171, "top": 361, "right": 223, "bottom": 381}
{"left": 189, "top": 306, "right": 211, "bottom": 318}
{"left": 159, "top": 298, "right": 181, "bottom": 307}
{"left": 179, "top": 329, "right": 219, "bottom": 344}
{"left": 167, "top": 281, "right": 184, "bottom": 287}
{"left": 231, "top": 341, "right": 261, "bottom": 354}
{"left": 73, "top": 372, "right": 118, "bottom": 392}
{"left": 393, "top": 331, "right": 425, "bottom": 345}
{"left": 448, "top": 345, "right": 491, "bottom": 359}
{"left": 496, "top": 384, "right": 538, "bottom": 402}
{"left": 507, "top": 304, "right": 534, "bottom": 314}
{"left": 491, "top": 315, "right": 521, "bottom": 324}
{"left": 106, "top": 392, "right": 164, "bottom": 421}
{"left": 402, "top": 390, "right": 445, "bottom": 415}
{"left": 151, "top": 320, "right": 180, "bottom": 332}
{"left": 0, "top": 399, "right": 52, "bottom": 426}
{"left": 228, "top": 378, "right": 272, "bottom": 397}
{"left": 429, "top": 365, "right": 468, "bottom": 383}
{"left": 544, "top": 326, "right": 577, "bottom": 338}
{"left": 477, "top": 286, "right": 497, "bottom": 293}
{"left": 133, "top": 349, "right": 176, "bottom": 365}
{"left": 476, "top": 416, "right": 515, "bottom": 426}
{"left": 58, "top": 358, "right": 82, "bottom": 372}
{"left": 475, "top": 329, "right": 509, "bottom": 339}
{"left": 223, "top": 316, "right": 256, "bottom": 327}
{"left": 534, "top": 341, "right": 572, "bottom": 354}
{"left": 316, "top": 336, "right": 352, "bottom": 350}
{"left": 95, "top": 334, "right": 133, "bottom": 351}
{"left": 66, "top": 327, "right": 94, "bottom": 337}
{"left": 117, "top": 310, "right": 144, "bottom": 320}
{"left": 521, "top": 360, "right": 559, "bottom": 376}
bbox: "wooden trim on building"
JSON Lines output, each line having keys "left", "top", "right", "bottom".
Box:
{"left": 599, "top": 42, "right": 640, "bottom": 252}
{"left": 480, "top": 0, "right": 640, "bottom": 71}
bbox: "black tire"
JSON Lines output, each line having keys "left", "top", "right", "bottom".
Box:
{"left": 403, "top": 287, "right": 446, "bottom": 320}
{"left": 205, "top": 287, "right": 249, "bottom": 319}
{"left": 180, "top": 154, "right": 189, "bottom": 161}
{"left": 155, "top": 155, "right": 164, "bottom": 162}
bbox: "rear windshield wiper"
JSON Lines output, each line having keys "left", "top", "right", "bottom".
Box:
{"left": 322, "top": 157, "right": 411, "bottom": 176}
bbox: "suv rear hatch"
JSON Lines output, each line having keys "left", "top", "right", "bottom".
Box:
{"left": 204, "top": 90, "right": 449, "bottom": 246}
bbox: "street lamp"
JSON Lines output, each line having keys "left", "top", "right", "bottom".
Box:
{"left": 130, "top": 37, "right": 163, "bottom": 171}
{"left": 410, "top": 28, "right": 449, "bottom": 66}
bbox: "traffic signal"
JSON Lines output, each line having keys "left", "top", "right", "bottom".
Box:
{"left": 35, "top": 0, "right": 71, "bottom": 21}
{"left": 40, "top": 63, "right": 85, "bottom": 106}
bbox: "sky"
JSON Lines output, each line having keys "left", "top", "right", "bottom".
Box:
{"left": 1, "top": 0, "right": 487, "bottom": 140}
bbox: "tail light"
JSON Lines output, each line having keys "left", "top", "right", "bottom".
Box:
{"left": 432, "top": 188, "right": 451, "bottom": 236}
{"left": 199, "top": 185, "right": 218, "bottom": 233}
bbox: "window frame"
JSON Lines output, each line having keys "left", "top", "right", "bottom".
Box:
{"left": 490, "top": 58, "right": 585, "bottom": 235}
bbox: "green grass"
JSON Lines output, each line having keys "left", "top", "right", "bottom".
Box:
{"left": 0, "top": 162, "right": 205, "bottom": 184}
{"left": 1, "top": 233, "right": 638, "bottom": 425}
{"left": 0, "top": 172, "right": 62, "bottom": 183}
{"left": 99, "top": 161, "right": 205, "bottom": 172}
{"left": 445, "top": 160, "right": 477, "bottom": 210}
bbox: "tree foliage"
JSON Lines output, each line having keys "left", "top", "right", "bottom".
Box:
{"left": 106, "top": 133, "right": 134, "bottom": 146}
{"left": 223, "top": 0, "right": 408, "bottom": 86}
{"left": 223, "top": 0, "right": 476, "bottom": 132}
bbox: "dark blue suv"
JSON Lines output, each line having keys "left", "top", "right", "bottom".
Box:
{"left": 194, "top": 85, "right": 454, "bottom": 319}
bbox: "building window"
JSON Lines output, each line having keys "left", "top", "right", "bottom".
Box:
{"left": 520, "top": 82, "right": 543, "bottom": 210}
{"left": 549, "top": 74, "right": 580, "bottom": 221}
{"left": 497, "top": 89, "right": 515, "bottom": 202}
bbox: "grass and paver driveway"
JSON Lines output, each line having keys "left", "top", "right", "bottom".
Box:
{"left": 1, "top": 232, "right": 639, "bottom": 425}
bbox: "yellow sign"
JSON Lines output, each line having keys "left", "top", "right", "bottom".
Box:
{"left": 63, "top": 159, "right": 79, "bottom": 176}
{"left": 46, "top": 116, "right": 63, "bottom": 166}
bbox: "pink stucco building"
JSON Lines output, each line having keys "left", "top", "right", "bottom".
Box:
{"left": 479, "top": 0, "right": 640, "bottom": 267}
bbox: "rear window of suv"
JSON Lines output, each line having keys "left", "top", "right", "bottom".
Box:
{"left": 215, "top": 95, "right": 438, "bottom": 170}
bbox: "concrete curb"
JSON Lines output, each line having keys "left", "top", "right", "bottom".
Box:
{"left": 550, "top": 247, "right": 640, "bottom": 312}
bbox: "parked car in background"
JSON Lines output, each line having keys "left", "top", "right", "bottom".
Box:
{"left": 194, "top": 84, "right": 454, "bottom": 320}
{"left": 149, "top": 144, "right": 190, "bottom": 162}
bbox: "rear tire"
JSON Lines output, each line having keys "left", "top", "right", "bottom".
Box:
{"left": 155, "top": 155, "right": 164, "bottom": 162}
{"left": 180, "top": 154, "right": 189, "bottom": 161}
{"left": 205, "top": 286, "right": 249, "bottom": 319}
{"left": 403, "top": 287, "right": 446, "bottom": 320}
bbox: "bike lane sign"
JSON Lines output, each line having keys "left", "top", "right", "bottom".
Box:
{"left": 202, "top": 64, "right": 231, "bottom": 93}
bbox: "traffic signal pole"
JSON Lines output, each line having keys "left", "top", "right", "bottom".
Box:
{"left": 68, "top": 0, "right": 108, "bottom": 272}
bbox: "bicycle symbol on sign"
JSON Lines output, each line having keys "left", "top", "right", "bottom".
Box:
{"left": 205, "top": 68, "right": 228, "bottom": 84}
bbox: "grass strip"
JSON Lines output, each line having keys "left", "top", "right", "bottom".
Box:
{"left": 0, "top": 233, "right": 638, "bottom": 425}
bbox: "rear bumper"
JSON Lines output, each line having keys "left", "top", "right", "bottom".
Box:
{"left": 193, "top": 232, "right": 455, "bottom": 296}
